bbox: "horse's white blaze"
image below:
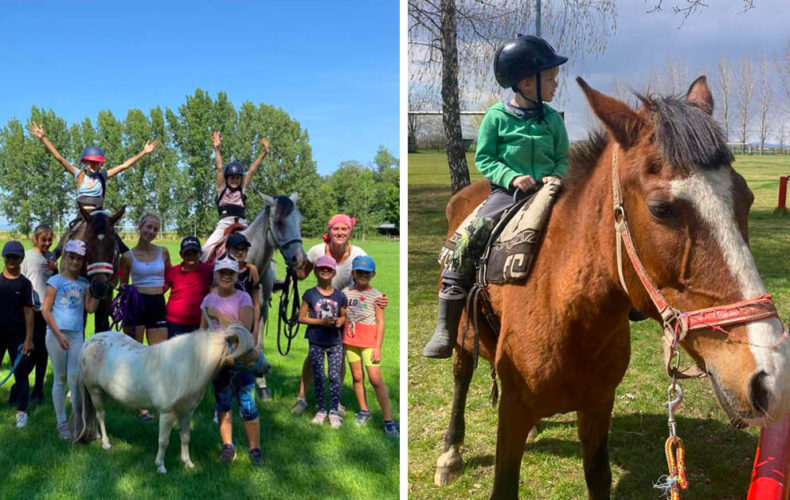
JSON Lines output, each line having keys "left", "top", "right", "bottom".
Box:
{"left": 671, "top": 168, "right": 790, "bottom": 417}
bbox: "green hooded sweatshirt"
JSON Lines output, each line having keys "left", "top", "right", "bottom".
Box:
{"left": 474, "top": 101, "right": 569, "bottom": 190}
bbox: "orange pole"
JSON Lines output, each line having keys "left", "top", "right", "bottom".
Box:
{"left": 747, "top": 415, "right": 790, "bottom": 500}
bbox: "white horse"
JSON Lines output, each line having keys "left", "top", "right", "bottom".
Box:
{"left": 72, "top": 324, "right": 269, "bottom": 473}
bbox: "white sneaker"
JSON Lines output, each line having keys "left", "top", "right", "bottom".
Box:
{"left": 15, "top": 412, "right": 28, "bottom": 429}
{"left": 311, "top": 410, "right": 327, "bottom": 425}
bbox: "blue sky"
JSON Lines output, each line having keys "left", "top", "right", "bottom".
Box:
{"left": 0, "top": 0, "right": 399, "bottom": 175}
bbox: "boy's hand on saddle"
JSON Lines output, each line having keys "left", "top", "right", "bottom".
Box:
{"left": 511, "top": 175, "right": 537, "bottom": 192}
{"left": 28, "top": 122, "right": 45, "bottom": 139}
{"left": 372, "top": 348, "right": 382, "bottom": 363}
{"left": 143, "top": 140, "right": 159, "bottom": 154}
{"left": 212, "top": 131, "right": 222, "bottom": 149}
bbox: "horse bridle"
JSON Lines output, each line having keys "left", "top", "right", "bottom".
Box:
{"left": 264, "top": 203, "right": 302, "bottom": 272}
{"left": 610, "top": 145, "right": 783, "bottom": 379}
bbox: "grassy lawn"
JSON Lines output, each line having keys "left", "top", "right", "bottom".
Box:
{"left": 408, "top": 151, "right": 790, "bottom": 499}
{"left": 0, "top": 236, "right": 399, "bottom": 499}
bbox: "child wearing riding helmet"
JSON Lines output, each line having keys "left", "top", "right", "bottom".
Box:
{"left": 27, "top": 122, "right": 158, "bottom": 257}
{"left": 298, "top": 255, "right": 347, "bottom": 429}
{"left": 202, "top": 131, "right": 270, "bottom": 260}
{"left": 200, "top": 254, "right": 263, "bottom": 467}
{"left": 41, "top": 240, "right": 99, "bottom": 440}
{"left": 164, "top": 236, "right": 214, "bottom": 338}
{"left": 343, "top": 256, "right": 398, "bottom": 437}
{"left": 423, "top": 34, "right": 569, "bottom": 358}
{"left": 0, "top": 241, "right": 35, "bottom": 429}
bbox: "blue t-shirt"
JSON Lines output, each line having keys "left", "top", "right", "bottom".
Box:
{"left": 302, "top": 287, "right": 347, "bottom": 347}
{"left": 46, "top": 274, "right": 89, "bottom": 333}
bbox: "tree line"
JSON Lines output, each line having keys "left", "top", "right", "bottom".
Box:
{"left": 0, "top": 89, "right": 399, "bottom": 238}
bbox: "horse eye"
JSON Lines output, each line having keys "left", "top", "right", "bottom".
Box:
{"left": 647, "top": 200, "right": 674, "bottom": 219}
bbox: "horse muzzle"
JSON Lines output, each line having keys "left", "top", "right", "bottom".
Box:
{"left": 89, "top": 275, "right": 112, "bottom": 299}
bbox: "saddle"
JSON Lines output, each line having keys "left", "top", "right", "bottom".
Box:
{"left": 439, "top": 177, "right": 563, "bottom": 286}
{"left": 206, "top": 221, "right": 248, "bottom": 262}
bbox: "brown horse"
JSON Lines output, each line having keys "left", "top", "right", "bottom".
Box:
{"left": 76, "top": 205, "right": 125, "bottom": 332}
{"left": 432, "top": 77, "right": 790, "bottom": 499}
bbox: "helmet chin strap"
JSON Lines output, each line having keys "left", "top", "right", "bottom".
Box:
{"left": 514, "top": 71, "right": 545, "bottom": 123}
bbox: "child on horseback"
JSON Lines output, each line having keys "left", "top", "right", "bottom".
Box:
{"left": 202, "top": 131, "right": 270, "bottom": 261}
{"left": 41, "top": 240, "right": 99, "bottom": 439}
{"left": 298, "top": 255, "right": 347, "bottom": 429}
{"left": 342, "top": 256, "right": 398, "bottom": 437}
{"left": 27, "top": 122, "right": 158, "bottom": 258}
{"left": 423, "top": 35, "right": 569, "bottom": 359}
{"left": 200, "top": 254, "right": 263, "bottom": 467}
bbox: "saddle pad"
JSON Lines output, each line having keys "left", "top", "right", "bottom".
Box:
{"left": 438, "top": 178, "right": 562, "bottom": 284}
{"left": 487, "top": 177, "right": 561, "bottom": 284}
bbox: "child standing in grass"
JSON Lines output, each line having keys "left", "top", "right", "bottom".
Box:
{"left": 41, "top": 240, "right": 98, "bottom": 439}
{"left": 0, "top": 241, "right": 34, "bottom": 429}
{"left": 343, "top": 256, "right": 398, "bottom": 438}
{"left": 16, "top": 224, "right": 57, "bottom": 406}
{"left": 298, "top": 255, "right": 347, "bottom": 429}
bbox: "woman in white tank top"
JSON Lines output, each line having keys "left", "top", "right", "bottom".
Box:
{"left": 119, "top": 213, "right": 171, "bottom": 345}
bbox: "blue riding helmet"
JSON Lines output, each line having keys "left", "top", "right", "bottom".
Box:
{"left": 352, "top": 255, "right": 376, "bottom": 273}
{"left": 494, "top": 35, "right": 568, "bottom": 90}
{"left": 81, "top": 146, "right": 106, "bottom": 163}
{"left": 223, "top": 161, "right": 246, "bottom": 179}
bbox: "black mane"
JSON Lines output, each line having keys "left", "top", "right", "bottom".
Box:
{"left": 565, "top": 93, "right": 733, "bottom": 192}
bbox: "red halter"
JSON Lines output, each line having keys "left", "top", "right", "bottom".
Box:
{"left": 610, "top": 146, "right": 782, "bottom": 377}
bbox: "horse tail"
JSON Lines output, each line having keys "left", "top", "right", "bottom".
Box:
{"left": 71, "top": 371, "right": 98, "bottom": 444}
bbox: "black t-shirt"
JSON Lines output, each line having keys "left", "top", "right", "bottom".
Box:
{"left": 302, "top": 287, "right": 347, "bottom": 347}
{"left": 0, "top": 273, "right": 33, "bottom": 328}
{"left": 235, "top": 266, "right": 259, "bottom": 297}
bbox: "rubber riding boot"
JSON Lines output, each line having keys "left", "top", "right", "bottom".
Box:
{"left": 422, "top": 285, "right": 467, "bottom": 359}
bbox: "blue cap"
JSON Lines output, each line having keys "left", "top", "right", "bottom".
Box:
{"left": 352, "top": 255, "right": 375, "bottom": 272}
{"left": 226, "top": 232, "right": 251, "bottom": 249}
{"left": 2, "top": 241, "right": 25, "bottom": 259}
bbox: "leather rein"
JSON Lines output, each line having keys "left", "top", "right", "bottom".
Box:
{"left": 610, "top": 146, "right": 784, "bottom": 379}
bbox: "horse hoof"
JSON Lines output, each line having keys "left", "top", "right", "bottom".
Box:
{"left": 527, "top": 424, "right": 539, "bottom": 442}
{"left": 102, "top": 442, "right": 111, "bottom": 450}
{"left": 434, "top": 466, "right": 460, "bottom": 487}
{"left": 184, "top": 461, "right": 195, "bottom": 469}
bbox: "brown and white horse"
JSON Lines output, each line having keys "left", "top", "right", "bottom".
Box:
{"left": 433, "top": 77, "right": 790, "bottom": 499}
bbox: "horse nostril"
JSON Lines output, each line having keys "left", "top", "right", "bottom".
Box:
{"left": 749, "top": 370, "right": 771, "bottom": 415}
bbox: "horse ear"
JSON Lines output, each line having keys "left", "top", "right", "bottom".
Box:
{"left": 79, "top": 205, "right": 93, "bottom": 223}
{"left": 290, "top": 192, "right": 298, "bottom": 203}
{"left": 110, "top": 205, "right": 126, "bottom": 226}
{"left": 577, "top": 77, "right": 646, "bottom": 150}
{"left": 261, "top": 194, "right": 276, "bottom": 206}
{"left": 685, "top": 75, "right": 714, "bottom": 115}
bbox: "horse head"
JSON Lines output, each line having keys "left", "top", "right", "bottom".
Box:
{"left": 81, "top": 205, "right": 125, "bottom": 299}
{"left": 221, "top": 323, "right": 270, "bottom": 376}
{"left": 578, "top": 76, "right": 790, "bottom": 426}
{"left": 261, "top": 192, "right": 308, "bottom": 274}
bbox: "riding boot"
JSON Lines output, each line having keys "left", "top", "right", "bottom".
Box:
{"left": 423, "top": 285, "right": 468, "bottom": 359}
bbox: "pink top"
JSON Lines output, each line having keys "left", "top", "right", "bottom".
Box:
{"left": 165, "top": 262, "right": 214, "bottom": 325}
{"left": 200, "top": 290, "right": 253, "bottom": 330}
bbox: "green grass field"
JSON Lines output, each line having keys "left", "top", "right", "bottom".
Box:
{"left": 0, "top": 237, "right": 399, "bottom": 499}
{"left": 408, "top": 151, "right": 790, "bottom": 499}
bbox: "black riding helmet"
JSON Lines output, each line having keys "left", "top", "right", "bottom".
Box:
{"left": 223, "top": 161, "right": 246, "bottom": 179}
{"left": 494, "top": 35, "right": 567, "bottom": 89}
{"left": 494, "top": 35, "right": 567, "bottom": 123}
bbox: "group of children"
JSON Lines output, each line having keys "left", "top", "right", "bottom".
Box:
{"left": 1, "top": 121, "right": 398, "bottom": 467}
{"left": 298, "top": 253, "right": 397, "bottom": 436}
